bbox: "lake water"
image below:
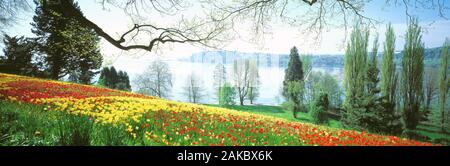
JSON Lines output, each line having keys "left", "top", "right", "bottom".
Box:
{"left": 112, "top": 58, "right": 344, "bottom": 106}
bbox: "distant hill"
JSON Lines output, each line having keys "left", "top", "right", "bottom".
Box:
{"left": 179, "top": 51, "right": 344, "bottom": 68}
{"left": 394, "top": 46, "right": 443, "bottom": 59}
{"left": 180, "top": 47, "right": 443, "bottom": 68}
{"left": 394, "top": 47, "right": 442, "bottom": 67}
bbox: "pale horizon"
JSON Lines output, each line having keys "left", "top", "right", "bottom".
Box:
{"left": 2, "top": 0, "right": 450, "bottom": 62}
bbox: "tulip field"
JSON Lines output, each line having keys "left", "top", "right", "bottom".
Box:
{"left": 0, "top": 73, "right": 436, "bottom": 146}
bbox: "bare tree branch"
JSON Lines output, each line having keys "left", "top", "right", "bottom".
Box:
{"left": 50, "top": 0, "right": 227, "bottom": 52}
{"left": 0, "top": 0, "right": 31, "bottom": 32}
{"left": 32, "top": 0, "right": 450, "bottom": 53}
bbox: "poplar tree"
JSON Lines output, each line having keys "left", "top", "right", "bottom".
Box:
{"left": 343, "top": 22, "right": 368, "bottom": 105}
{"left": 366, "top": 34, "right": 402, "bottom": 134}
{"left": 342, "top": 23, "right": 401, "bottom": 134}
{"left": 439, "top": 38, "right": 449, "bottom": 132}
{"left": 401, "top": 18, "right": 424, "bottom": 130}
{"left": 381, "top": 23, "right": 397, "bottom": 103}
{"left": 342, "top": 22, "right": 369, "bottom": 130}
{"left": 366, "top": 34, "right": 379, "bottom": 95}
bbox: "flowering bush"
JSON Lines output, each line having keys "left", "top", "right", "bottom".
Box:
{"left": 0, "top": 73, "right": 436, "bottom": 146}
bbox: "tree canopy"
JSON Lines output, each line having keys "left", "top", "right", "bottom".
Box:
{"left": 31, "top": 0, "right": 103, "bottom": 81}
{"left": 3, "top": 0, "right": 449, "bottom": 52}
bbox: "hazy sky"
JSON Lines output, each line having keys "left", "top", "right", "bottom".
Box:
{"left": 3, "top": 0, "right": 450, "bottom": 61}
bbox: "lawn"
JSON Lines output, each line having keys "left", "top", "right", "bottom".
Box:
{"left": 206, "top": 104, "right": 343, "bottom": 128}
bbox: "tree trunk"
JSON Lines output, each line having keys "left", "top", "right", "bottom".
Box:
{"left": 442, "top": 110, "right": 445, "bottom": 132}
{"left": 423, "top": 97, "right": 432, "bottom": 121}
{"left": 51, "top": 65, "right": 60, "bottom": 80}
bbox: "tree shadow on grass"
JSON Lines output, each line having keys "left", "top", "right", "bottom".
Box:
{"left": 223, "top": 105, "right": 286, "bottom": 114}
{"left": 294, "top": 116, "right": 311, "bottom": 122}
{"left": 417, "top": 126, "right": 450, "bottom": 136}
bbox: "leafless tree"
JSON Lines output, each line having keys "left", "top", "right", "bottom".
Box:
{"left": 39, "top": 0, "right": 229, "bottom": 53}
{"left": 247, "top": 59, "right": 260, "bottom": 104}
{"left": 213, "top": 62, "right": 227, "bottom": 99}
{"left": 3, "top": 0, "right": 449, "bottom": 52}
{"left": 0, "top": 0, "right": 31, "bottom": 33}
{"left": 134, "top": 59, "right": 172, "bottom": 98}
{"left": 182, "top": 72, "right": 205, "bottom": 103}
{"left": 232, "top": 59, "right": 251, "bottom": 105}
{"left": 205, "top": 0, "right": 449, "bottom": 44}
{"left": 385, "top": 0, "right": 449, "bottom": 19}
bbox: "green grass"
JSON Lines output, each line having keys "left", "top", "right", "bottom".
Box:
{"left": 2, "top": 100, "right": 448, "bottom": 145}
{"left": 416, "top": 123, "right": 450, "bottom": 143}
{"left": 0, "top": 100, "right": 307, "bottom": 146}
{"left": 206, "top": 104, "right": 343, "bottom": 129}
{"left": 0, "top": 100, "right": 136, "bottom": 146}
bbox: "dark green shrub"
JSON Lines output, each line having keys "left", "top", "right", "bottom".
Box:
{"left": 284, "top": 81, "right": 304, "bottom": 118}
{"left": 310, "top": 93, "right": 329, "bottom": 124}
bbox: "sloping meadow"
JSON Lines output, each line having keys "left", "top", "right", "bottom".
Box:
{"left": 0, "top": 73, "right": 435, "bottom": 146}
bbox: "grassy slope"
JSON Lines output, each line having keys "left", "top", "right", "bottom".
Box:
{"left": 0, "top": 73, "right": 446, "bottom": 145}
{"left": 2, "top": 100, "right": 438, "bottom": 146}
{"left": 207, "top": 104, "right": 450, "bottom": 143}
{"left": 0, "top": 100, "right": 141, "bottom": 146}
